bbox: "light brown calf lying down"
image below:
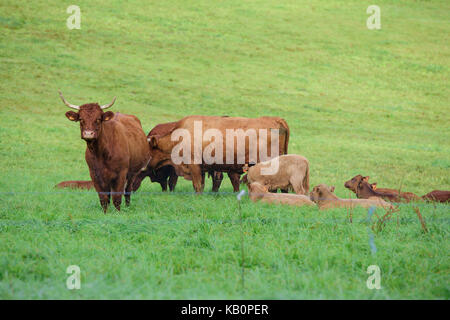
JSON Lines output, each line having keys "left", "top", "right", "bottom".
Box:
{"left": 310, "top": 184, "right": 393, "bottom": 210}
{"left": 248, "top": 182, "right": 315, "bottom": 207}
{"left": 55, "top": 180, "right": 94, "bottom": 190}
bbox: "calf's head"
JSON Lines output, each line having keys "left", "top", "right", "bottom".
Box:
{"left": 310, "top": 184, "right": 335, "bottom": 202}
{"left": 344, "top": 175, "right": 369, "bottom": 193}
{"left": 147, "top": 135, "right": 174, "bottom": 170}
{"left": 248, "top": 182, "right": 268, "bottom": 195}
{"left": 59, "top": 91, "right": 116, "bottom": 141}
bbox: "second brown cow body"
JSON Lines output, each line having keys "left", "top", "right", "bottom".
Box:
{"left": 147, "top": 115, "right": 290, "bottom": 193}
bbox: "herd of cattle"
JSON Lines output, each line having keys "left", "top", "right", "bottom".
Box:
{"left": 56, "top": 92, "right": 450, "bottom": 212}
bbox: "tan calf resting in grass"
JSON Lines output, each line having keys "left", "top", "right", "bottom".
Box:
{"left": 310, "top": 184, "right": 393, "bottom": 210}
{"left": 55, "top": 180, "right": 94, "bottom": 190}
{"left": 248, "top": 182, "right": 315, "bottom": 207}
{"left": 344, "top": 175, "right": 419, "bottom": 202}
{"left": 244, "top": 154, "right": 309, "bottom": 195}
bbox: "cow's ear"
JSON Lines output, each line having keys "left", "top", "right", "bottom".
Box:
{"left": 65, "top": 111, "right": 79, "bottom": 122}
{"left": 371, "top": 182, "right": 377, "bottom": 190}
{"left": 362, "top": 176, "right": 370, "bottom": 182}
{"left": 102, "top": 111, "right": 114, "bottom": 122}
{"left": 330, "top": 186, "right": 335, "bottom": 193}
{"left": 148, "top": 135, "right": 158, "bottom": 148}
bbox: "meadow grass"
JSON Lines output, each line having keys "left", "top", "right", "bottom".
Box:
{"left": 0, "top": 0, "right": 449, "bottom": 299}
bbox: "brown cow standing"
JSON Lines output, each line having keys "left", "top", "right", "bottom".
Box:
{"left": 60, "top": 91, "right": 150, "bottom": 212}
{"left": 55, "top": 180, "right": 94, "bottom": 190}
{"left": 147, "top": 115, "right": 290, "bottom": 193}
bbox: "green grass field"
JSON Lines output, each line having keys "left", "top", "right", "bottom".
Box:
{"left": 0, "top": 0, "right": 449, "bottom": 299}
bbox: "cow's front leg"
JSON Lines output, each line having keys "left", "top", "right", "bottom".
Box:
{"left": 212, "top": 172, "right": 223, "bottom": 192}
{"left": 228, "top": 172, "right": 240, "bottom": 192}
{"left": 201, "top": 172, "right": 206, "bottom": 190}
{"left": 168, "top": 168, "right": 178, "bottom": 192}
{"left": 160, "top": 179, "right": 168, "bottom": 192}
{"left": 91, "top": 178, "right": 110, "bottom": 213}
{"left": 189, "top": 165, "right": 204, "bottom": 193}
{"left": 112, "top": 170, "right": 127, "bottom": 211}
{"left": 131, "top": 170, "right": 147, "bottom": 192}
{"left": 99, "top": 191, "right": 110, "bottom": 213}
{"left": 124, "top": 175, "right": 136, "bottom": 207}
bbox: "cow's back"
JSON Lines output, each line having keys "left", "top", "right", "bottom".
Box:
{"left": 149, "top": 121, "right": 178, "bottom": 137}
{"left": 177, "top": 115, "right": 289, "bottom": 160}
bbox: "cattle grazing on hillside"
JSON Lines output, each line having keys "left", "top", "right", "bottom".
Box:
{"left": 344, "top": 175, "right": 419, "bottom": 202}
{"left": 60, "top": 91, "right": 150, "bottom": 212}
{"left": 422, "top": 190, "right": 450, "bottom": 203}
{"left": 248, "top": 182, "right": 314, "bottom": 207}
{"left": 243, "top": 154, "right": 309, "bottom": 195}
{"left": 310, "top": 184, "right": 393, "bottom": 210}
{"left": 132, "top": 121, "right": 240, "bottom": 192}
{"left": 55, "top": 180, "right": 94, "bottom": 190}
{"left": 147, "top": 115, "right": 290, "bottom": 193}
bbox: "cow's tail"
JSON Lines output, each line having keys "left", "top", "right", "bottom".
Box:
{"left": 303, "top": 163, "right": 310, "bottom": 194}
{"left": 277, "top": 118, "right": 290, "bottom": 154}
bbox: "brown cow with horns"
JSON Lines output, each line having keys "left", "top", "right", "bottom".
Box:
{"left": 59, "top": 91, "right": 150, "bottom": 212}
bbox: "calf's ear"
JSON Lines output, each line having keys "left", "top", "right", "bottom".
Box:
{"left": 102, "top": 111, "right": 114, "bottom": 121}
{"left": 65, "top": 111, "right": 79, "bottom": 122}
{"left": 362, "top": 176, "right": 370, "bottom": 182}
{"left": 371, "top": 182, "right": 377, "bottom": 190}
{"left": 148, "top": 135, "right": 158, "bottom": 148}
{"left": 330, "top": 186, "right": 335, "bottom": 193}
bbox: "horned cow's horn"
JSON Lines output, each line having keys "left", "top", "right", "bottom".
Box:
{"left": 100, "top": 97, "right": 116, "bottom": 109}
{"left": 58, "top": 91, "right": 80, "bottom": 110}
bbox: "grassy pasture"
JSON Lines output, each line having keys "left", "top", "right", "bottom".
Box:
{"left": 0, "top": 0, "right": 449, "bottom": 299}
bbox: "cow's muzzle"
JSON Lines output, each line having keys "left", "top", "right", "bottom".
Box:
{"left": 82, "top": 130, "right": 96, "bottom": 140}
